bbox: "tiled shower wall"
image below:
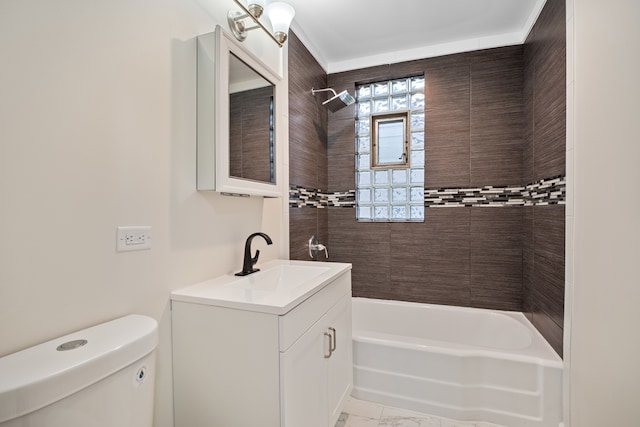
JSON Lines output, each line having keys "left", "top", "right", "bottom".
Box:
{"left": 288, "top": 0, "right": 565, "bottom": 356}
{"left": 288, "top": 32, "right": 329, "bottom": 260}
{"left": 522, "top": 0, "right": 566, "bottom": 355}
{"left": 323, "top": 46, "right": 529, "bottom": 313}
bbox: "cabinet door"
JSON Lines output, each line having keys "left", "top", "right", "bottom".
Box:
{"left": 325, "top": 295, "right": 353, "bottom": 426}
{"left": 280, "top": 318, "right": 328, "bottom": 427}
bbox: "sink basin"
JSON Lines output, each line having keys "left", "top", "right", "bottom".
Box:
{"left": 171, "top": 260, "right": 351, "bottom": 315}
{"left": 225, "top": 264, "right": 331, "bottom": 292}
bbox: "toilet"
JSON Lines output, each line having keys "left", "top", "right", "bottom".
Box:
{"left": 0, "top": 314, "right": 158, "bottom": 426}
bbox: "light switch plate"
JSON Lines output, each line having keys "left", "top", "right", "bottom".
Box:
{"left": 116, "top": 226, "right": 152, "bottom": 252}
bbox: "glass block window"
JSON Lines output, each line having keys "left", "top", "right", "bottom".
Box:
{"left": 355, "top": 75, "right": 425, "bottom": 222}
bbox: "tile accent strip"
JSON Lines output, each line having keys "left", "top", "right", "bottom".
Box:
{"left": 424, "top": 175, "right": 566, "bottom": 207}
{"left": 289, "top": 186, "right": 356, "bottom": 208}
{"left": 289, "top": 176, "right": 565, "bottom": 209}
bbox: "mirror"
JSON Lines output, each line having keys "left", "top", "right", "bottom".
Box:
{"left": 196, "top": 26, "right": 283, "bottom": 197}
{"left": 228, "top": 53, "right": 275, "bottom": 184}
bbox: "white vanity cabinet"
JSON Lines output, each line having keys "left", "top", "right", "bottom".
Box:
{"left": 171, "top": 261, "right": 352, "bottom": 427}
{"left": 281, "top": 292, "right": 352, "bottom": 427}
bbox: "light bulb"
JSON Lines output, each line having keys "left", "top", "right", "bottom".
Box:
{"left": 266, "top": 2, "right": 295, "bottom": 44}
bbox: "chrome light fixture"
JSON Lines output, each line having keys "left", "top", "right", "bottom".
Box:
{"left": 228, "top": 0, "right": 295, "bottom": 48}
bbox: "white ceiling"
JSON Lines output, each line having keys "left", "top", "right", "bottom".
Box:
{"left": 286, "top": 0, "right": 546, "bottom": 73}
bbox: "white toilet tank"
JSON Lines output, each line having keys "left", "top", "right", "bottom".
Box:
{"left": 0, "top": 314, "right": 158, "bottom": 426}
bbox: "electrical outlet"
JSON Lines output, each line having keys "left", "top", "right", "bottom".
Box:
{"left": 117, "top": 226, "right": 152, "bottom": 252}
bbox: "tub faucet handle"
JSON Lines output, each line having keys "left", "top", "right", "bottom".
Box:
{"left": 308, "top": 235, "right": 329, "bottom": 259}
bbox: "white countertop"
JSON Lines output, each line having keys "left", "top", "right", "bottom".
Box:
{"left": 171, "top": 259, "right": 351, "bottom": 315}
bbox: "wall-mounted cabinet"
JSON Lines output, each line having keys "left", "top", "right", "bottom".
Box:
{"left": 197, "top": 26, "right": 285, "bottom": 197}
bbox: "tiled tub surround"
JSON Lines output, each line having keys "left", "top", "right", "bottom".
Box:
{"left": 287, "top": 32, "right": 330, "bottom": 262}
{"left": 288, "top": 0, "right": 566, "bottom": 356}
{"left": 521, "top": 0, "right": 566, "bottom": 357}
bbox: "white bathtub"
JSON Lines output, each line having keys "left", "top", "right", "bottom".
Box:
{"left": 351, "top": 298, "right": 563, "bottom": 427}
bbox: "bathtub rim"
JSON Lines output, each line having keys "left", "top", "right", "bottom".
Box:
{"left": 351, "top": 297, "right": 563, "bottom": 369}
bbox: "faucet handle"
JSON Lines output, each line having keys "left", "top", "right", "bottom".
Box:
{"left": 308, "top": 235, "right": 329, "bottom": 259}
{"left": 252, "top": 249, "right": 260, "bottom": 264}
{"left": 317, "top": 243, "right": 328, "bottom": 258}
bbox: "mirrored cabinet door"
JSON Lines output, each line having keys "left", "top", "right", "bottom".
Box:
{"left": 228, "top": 53, "right": 275, "bottom": 184}
{"left": 197, "top": 26, "right": 283, "bottom": 197}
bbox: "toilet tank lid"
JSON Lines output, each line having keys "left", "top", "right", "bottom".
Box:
{"left": 0, "top": 314, "right": 158, "bottom": 423}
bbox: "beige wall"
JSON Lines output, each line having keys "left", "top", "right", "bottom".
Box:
{"left": 0, "top": 1, "right": 287, "bottom": 426}
{"left": 570, "top": 0, "right": 640, "bottom": 425}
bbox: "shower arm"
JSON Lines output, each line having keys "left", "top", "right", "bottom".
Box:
{"left": 311, "top": 87, "right": 338, "bottom": 98}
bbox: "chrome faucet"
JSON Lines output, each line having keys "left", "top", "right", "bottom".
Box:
{"left": 235, "top": 232, "right": 273, "bottom": 276}
{"left": 308, "top": 235, "right": 328, "bottom": 259}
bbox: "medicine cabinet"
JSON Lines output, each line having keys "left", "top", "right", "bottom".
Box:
{"left": 197, "top": 25, "right": 284, "bottom": 197}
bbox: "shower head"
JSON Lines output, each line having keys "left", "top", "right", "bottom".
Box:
{"left": 311, "top": 87, "right": 356, "bottom": 112}
{"left": 323, "top": 90, "right": 356, "bottom": 112}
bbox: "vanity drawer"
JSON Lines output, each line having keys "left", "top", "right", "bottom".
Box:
{"left": 278, "top": 272, "right": 351, "bottom": 352}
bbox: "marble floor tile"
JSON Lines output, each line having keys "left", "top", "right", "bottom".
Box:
{"left": 344, "top": 414, "right": 383, "bottom": 427}
{"left": 335, "top": 398, "right": 509, "bottom": 427}
{"left": 379, "top": 406, "right": 441, "bottom": 427}
{"left": 440, "top": 420, "right": 472, "bottom": 427}
{"left": 378, "top": 416, "right": 441, "bottom": 427}
{"left": 343, "top": 397, "right": 384, "bottom": 420}
{"left": 335, "top": 412, "right": 349, "bottom": 427}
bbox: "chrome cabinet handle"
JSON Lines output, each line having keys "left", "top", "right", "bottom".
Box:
{"left": 329, "top": 327, "right": 336, "bottom": 353}
{"left": 324, "top": 331, "right": 332, "bottom": 358}
{"left": 324, "top": 327, "right": 337, "bottom": 358}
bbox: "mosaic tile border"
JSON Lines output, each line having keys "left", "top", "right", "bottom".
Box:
{"left": 424, "top": 175, "right": 566, "bottom": 207}
{"left": 289, "top": 186, "right": 356, "bottom": 208}
{"left": 289, "top": 176, "right": 565, "bottom": 209}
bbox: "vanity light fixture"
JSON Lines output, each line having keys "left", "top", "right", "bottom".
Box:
{"left": 227, "top": 0, "right": 295, "bottom": 47}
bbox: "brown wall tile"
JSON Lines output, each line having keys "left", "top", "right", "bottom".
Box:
{"left": 522, "top": 42, "right": 536, "bottom": 184}
{"left": 390, "top": 58, "right": 431, "bottom": 78}
{"left": 534, "top": 205, "right": 566, "bottom": 258}
{"left": 289, "top": 208, "right": 318, "bottom": 260}
{"left": 327, "top": 154, "right": 355, "bottom": 192}
{"left": 328, "top": 209, "right": 392, "bottom": 299}
{"left": 390, "top": 209, "right": 471, "bottom": 306}
{"left": 288, "top": 32, "right": 328, "bottom": 190}
{"left": 525, "top": 0, "right": 566, "bottom": 181}
{"left": 288, "top": 32, "right": 329, "bottom": 262}
{"left": 470, "top": 208, "right": 523, "bottom": 310}
{"left": 289, "top": 207, "right": 330, "bottom": 262}
{"left": 522, "top": 206, "right": 534, "bottom": 320}
{"left": 532, "top": 308, "right": 564, "bottom": 357}
{"left": 532, "top": 252, "right": 564, "bottom": 327}
{"left": 534, "top": 51, "right": 566, "bottom": 179}
{"left": 324, "top": 46, "right": 528, "bottom": 312}
{"left": 328, "top": 118, "right": 355, "bottom": 160}
{"left": 522, "top": 204, "right": 565, "bottom": 355}
{"left": 533, "top": 205, "right": 565, "bottom": 327}
{"left": 522, "top": 0, "right": 566, "bottom": 355}
{"left": 424, "top": 56, "right": 471, "bottom": 187}
{"left": 470, "top": 47, "right": 524, "bottom": 186}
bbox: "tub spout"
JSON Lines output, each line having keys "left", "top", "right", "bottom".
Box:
{"left": 235, "top": 232, "right": 273, "bottom": 276}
